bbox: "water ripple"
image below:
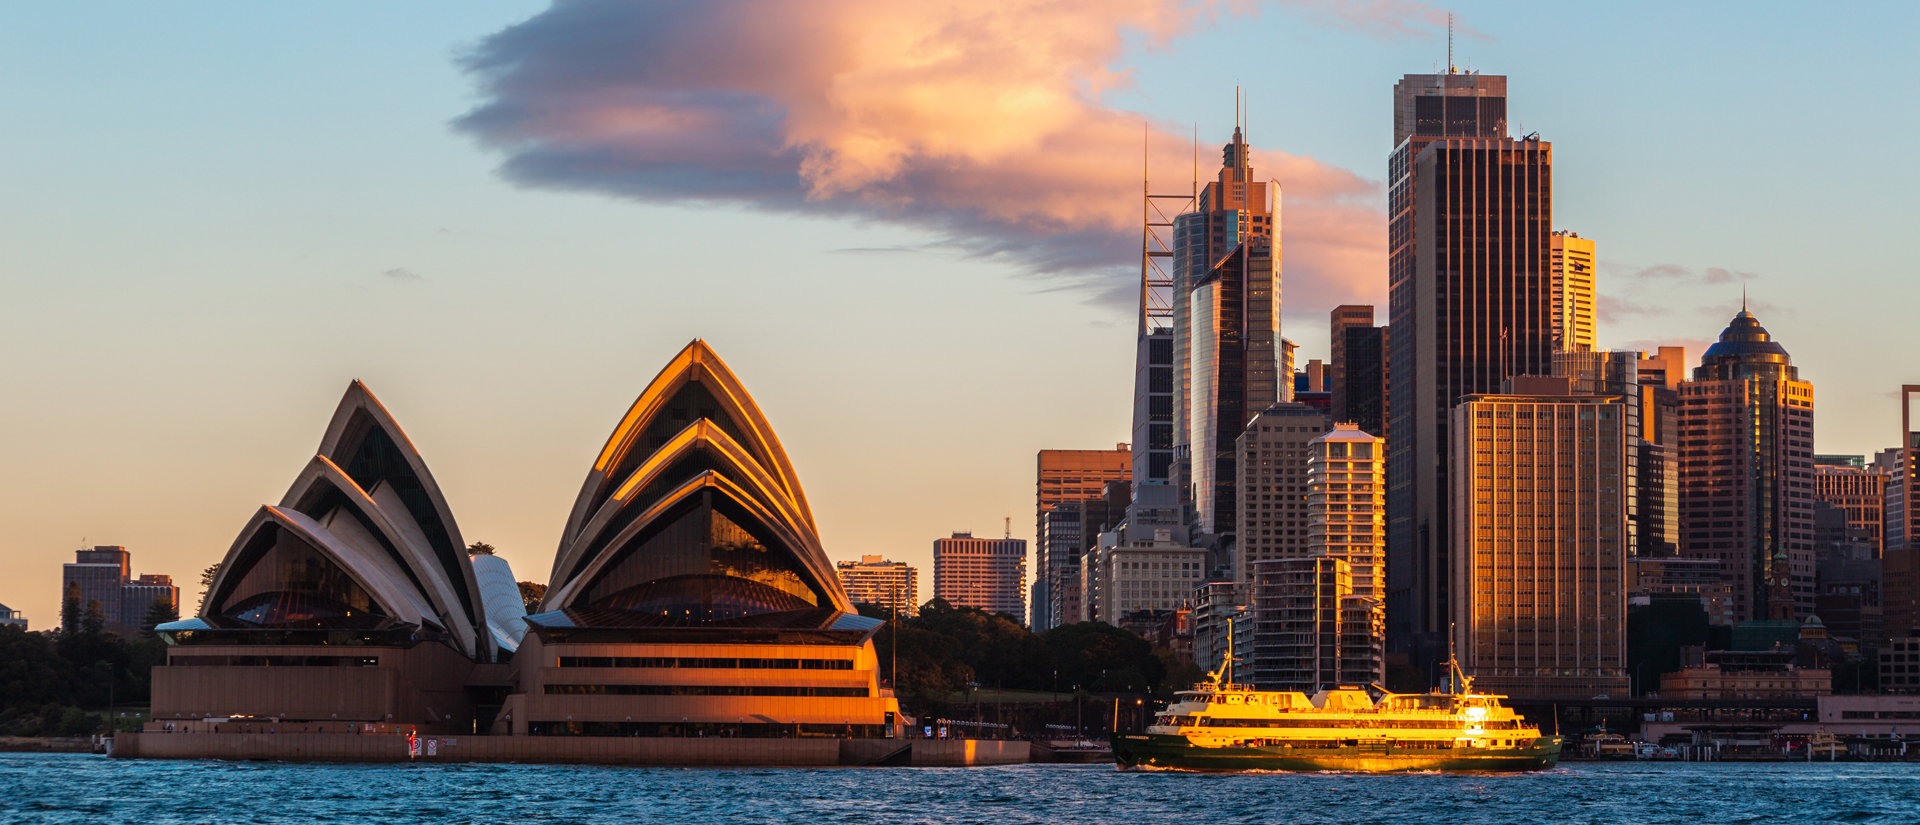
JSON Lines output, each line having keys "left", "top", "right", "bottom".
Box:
{"left": 4, "top": 754, "right": 1920, "bottom": 824}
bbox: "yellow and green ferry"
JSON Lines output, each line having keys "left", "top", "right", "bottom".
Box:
{"left": 1112, "top": 647, "right": 1561, "bottom": 772}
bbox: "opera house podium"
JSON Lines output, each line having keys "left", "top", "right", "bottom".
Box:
{"left": 124, "top": 341, "right": 987, "bottom": 765}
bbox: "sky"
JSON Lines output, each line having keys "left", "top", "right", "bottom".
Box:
{"left": 2, "top": 1, "right": 1916, "bottom": 627}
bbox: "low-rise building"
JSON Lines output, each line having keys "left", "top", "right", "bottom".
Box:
{"left": 0, "top": 603, "right": 24, "bottom": 630}
{"left": 1658, "top": 649, "right": 1831, "bottom": 699}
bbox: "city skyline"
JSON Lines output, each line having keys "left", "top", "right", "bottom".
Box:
{"left": 5, "top": 2, "right": 1920, "bottom": 630}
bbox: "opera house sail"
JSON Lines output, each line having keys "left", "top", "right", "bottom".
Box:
{"left": 500, "top": 340, "right": 900, "bottom": 737}
{"left": 152, "top": 382, "right": 510, "bottom": 732}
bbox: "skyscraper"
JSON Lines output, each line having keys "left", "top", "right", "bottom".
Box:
{"left": 1677, "top": 311, "right": 1817, "bottom": 622}
{"left": 1235, "top": 404, "right": 1331, "bottom": 582}
{"left": 1386, "top": 70, "right": 1550, "bottom": 665}
{"left": 933, "top": 532, "right": 1028, "bottom": 619}
{"left": 1033, "top": 447, "right": 1131, "bottom": 629}
{"left": 1550, "top": 231, "right": 1597, "bottom": 352}
{"left": 1330, "top": 305, "right": 1388, "bottom": 438}
{"left": 1452, "top": 390, "right": 1631, "bottom": 698}
{"left": 1179, "top": 129, "right": 1283, "bottom": 542}
{"left": 1882, "top": 387, "right": 1920, "bottom": 635}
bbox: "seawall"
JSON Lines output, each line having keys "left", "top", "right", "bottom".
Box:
{"left": 111, "top": 733, "right": 1028, "bottom": 767}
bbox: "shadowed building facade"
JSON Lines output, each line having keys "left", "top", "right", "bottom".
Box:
{"left": 504, "top": 341, "right": 899, "bottom": 737}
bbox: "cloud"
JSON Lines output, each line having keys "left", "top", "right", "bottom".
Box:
{"left": 382, "top": 268, "right": 425, "bottom": 282}
{"left": 1697, "top": 298, "right": 1787, "bottom": 320}
{"left": 1595, "top": 294, "right": 1666, "bottom": 324}
{"left": 454, "top": 0, "right": 1449, "bottom": 310}
{"left": 1627, "top": 263, "right": 1760, "bottom": 285}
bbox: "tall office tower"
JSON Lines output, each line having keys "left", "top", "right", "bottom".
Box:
{"left": 932, "top": 532, "right": 1027, "bottom": 619}
{"left": 1385, "top": 70, "right": 1547, "bottom": 664}
{"left": 59, "top": 545, "right": 178, "bottom": 636}
{"left": 1451, "top": 390, "right": 1631, "bottom": 698}
{"left": 1637, "top": 347, "right": 1686, "bottom": 557}
{"left": 835, "top": 556, "right": 920, "bottom": 617}
{"left": 1677, "top": 310, "right": 1817, "bottom": 622}
{"left": 1882, "top": 388, "right": 1920, "bottom": 635}
{"left": 1033, "top": 447, "right": 1131, "bottom": 628}
{"left": 1815, "top": 464, "right": 1886, "bottom": 558}
{"left": 1550, "top": 231, "right": 1597, "bottom": 352}
{"left": 1307, "top": 425, "right": 1387, "bottom": 599}
{"left": 1331, "top": 305, "right": 1389, "bottom": 438}
{"left": 1251, "top": 556, "right": 1384, "bottom": 692}
{"left": 1235, "top": 404, "right": 1332, "bottom": 582}
{"left": 1172, "top": 127, "right": 1281, "bottom": 541}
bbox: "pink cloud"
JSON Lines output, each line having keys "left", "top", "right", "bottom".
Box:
{"left": 456, "top": 0, "right": 1431, "bottom": 306}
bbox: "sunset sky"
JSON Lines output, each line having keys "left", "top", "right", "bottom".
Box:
{"left": 3, "top": 1, "right": 1915, "bottom": 625}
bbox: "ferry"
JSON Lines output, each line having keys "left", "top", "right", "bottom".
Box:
{"left": 1112, "top": 629, "right": 1561, "bottom": 772}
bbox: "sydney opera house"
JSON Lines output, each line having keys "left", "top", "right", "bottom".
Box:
{"left": 148, "top": 341, "right": 905, "bottom": 749}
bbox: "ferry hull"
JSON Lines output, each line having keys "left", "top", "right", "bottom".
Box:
{"left": 1111, "top": 733, "right": 1562, "bottom": 773}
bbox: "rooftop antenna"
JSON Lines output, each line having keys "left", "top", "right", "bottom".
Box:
{"left": 1742, "top": 286, "right": 1748, "bottom": 313}
{"left": 1447, "top": 12, "right": 1455, "bottom": 74}
{"left": 1004, "top": 515, "right": 1011, "bottom": 540}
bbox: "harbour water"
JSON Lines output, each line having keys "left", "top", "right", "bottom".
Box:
{"left": 6, "top": 753, "right": 1920, "bottom": 824}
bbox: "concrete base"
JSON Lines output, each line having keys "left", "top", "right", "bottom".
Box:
{"left": 111, "top": 733, "right": 1028, "bottom": 767}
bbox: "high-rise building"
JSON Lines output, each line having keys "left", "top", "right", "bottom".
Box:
{"left": 1033, "top": 447, "right": 1131, "bottom": 629}
{"left": 1386, "top": 69, "right": 1548, "bottom": 665}
{"left": 1174, "top": 127, "right": 1283, "bottom": 544}
{"left": 1637, "top": 347, "right": 1686, "bottom": 558}
{"left": 1882, "top": 387, "right": 1920, "bottom": 636}
{"left": 59, "top": 546, "right": 178, "bottom": 636}
{"left": 1330, "top": 305, "right": 1388, "bottom": 438}
{"left": 933, "top": 532, "right": 1028, "bottom": 619}
{"left": 1816, "top": 464, "right": 1886, "bottom": 558}
{"left": 1307, "top": 425, "right": 1387, "bottom": 600}
{"left": 1554, "top": 351, "right": 1646, "bottom": 557}
{"left": 1550, "top": 231, "right": 1596, "bottom": 352}
{"left": 1251, "top": 556, "right": 1384, "bottom": 692}
{"left": 1235, "top": 404, "right": 1332, "bottom": 582}
{"left": 1677, "top": 310, "right": 1817, "bottom": 622}
{"left": 1451, "top": 391, "right": 1631, "bottom": 698}
{"left": 835, "top": 556, "right": 919, "bottom": 617}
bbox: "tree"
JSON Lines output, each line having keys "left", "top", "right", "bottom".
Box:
{"left": 81, "top": 601, "right": 106, "bottom": 638}
{"left": 142, "top": 598, "right": 179, "bottom": 636}
{"left": 196, "top": 563, "right": 221, "bottom": 612}
{"left": 60, "top": 582, "right": 80, "bottom": 637}
{"left": 468, "top": 542, "right": 496, "bottom": 555}
{"left": 517, "top": 582, "right": 547, "bottom": 611}
{"left": 1042, "top": 622, "right": 1164, "bottom": 694}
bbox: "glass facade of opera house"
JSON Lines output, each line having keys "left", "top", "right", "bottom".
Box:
{"left": 150, "top": 341, "right": 901, "bottom": 738}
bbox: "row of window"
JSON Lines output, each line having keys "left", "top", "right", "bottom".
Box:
{"left": 557, "top": 657, "right": 854, "bottom": 670}
{"left": 544, "top": 684, "right": 870, "bottom": 697}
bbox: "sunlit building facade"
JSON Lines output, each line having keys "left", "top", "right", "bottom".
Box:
{"left": 836, "top": 556, "right": 918, "bottom": 618}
